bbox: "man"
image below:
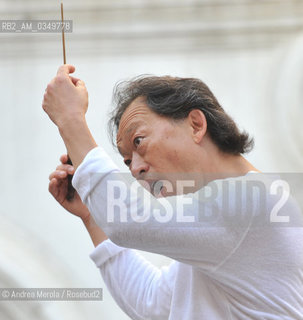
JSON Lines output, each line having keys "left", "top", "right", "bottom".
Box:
{"left": 44, "top": 65, "right": 303, "bottom": 319}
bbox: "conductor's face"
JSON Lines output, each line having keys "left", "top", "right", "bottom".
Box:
{"left": 116, "top": 96, "right": 201, "bottom": 196}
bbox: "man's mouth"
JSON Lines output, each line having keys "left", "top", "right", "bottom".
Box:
{"left": 151, "top": 180, "right": 163, "bottom": 195}
{"left": 138, "top": 178, "right": 168, "bottom": 197}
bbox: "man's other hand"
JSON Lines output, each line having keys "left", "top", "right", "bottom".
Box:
{"left": 49, "top": 153, "right": 90, "bottom": 223}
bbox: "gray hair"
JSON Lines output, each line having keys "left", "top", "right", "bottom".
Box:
{"left": 108, "top": 75, "right": 254, "bottom": 155}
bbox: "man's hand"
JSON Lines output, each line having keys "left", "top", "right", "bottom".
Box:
{"left": 49, "top": 154, "right": 90, "bottom": 223}
{"left": 42, "top": 64, "right": 88, "bottom": 128}
{"left": 42, "top": 64, "right": 97, "bottom": 170}
{"left": 49, "top": 154, "right": 108, "bottom": 247}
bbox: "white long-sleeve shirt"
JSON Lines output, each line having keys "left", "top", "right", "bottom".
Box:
{"left": 73, "top": 147, "right": 303, "bottom": 319}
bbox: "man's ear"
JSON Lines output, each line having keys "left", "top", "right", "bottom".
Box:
{"left": 187, "top": 109, "right": 207, "bottom": 144}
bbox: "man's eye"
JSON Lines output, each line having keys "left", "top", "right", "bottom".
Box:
{"left": 133, "top": 137, "right": 143, "bottom": 147}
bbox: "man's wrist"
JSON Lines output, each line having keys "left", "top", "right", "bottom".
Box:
{"left": 57, "top": 115, "right": 98, "bottom": 170}
{"left": 57, "top": 114, "right": 87, "bottom": 135}
{"left": 82, "top": 214, "right": 108, "bottom": 247}
{"left": 81, "top": 212, "right": 92, "bottom": 226}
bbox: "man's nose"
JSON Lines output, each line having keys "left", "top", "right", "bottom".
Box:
{"left": 130, "top": 152, "right": 149, "bottom": 179}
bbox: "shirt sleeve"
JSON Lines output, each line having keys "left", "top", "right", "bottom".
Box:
{"left": 90, "top": 238, "right": 176, "bottom": 320}
{"left": 73, "top": 146, "right": 252, "bottom": 270}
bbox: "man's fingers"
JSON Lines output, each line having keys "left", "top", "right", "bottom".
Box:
{"left": 49, "top": 170, "right": 68, "bottom": 181}
{"left": 49, "top": 178, "right": 67, "bottom": 203}
{"left": 49, "top": 178, "right": 59, "bottom": 198}
{"left": 69, "top": 76, "right": 80, "bottom": 86}
{"left": 56, "top": 164, "right": 74, "bottom": 174}
{"left": 75, "top": 79, "right": 86, "bottom": 88}
{"left": 60, "top": 154, "right": 68, "bottom": 164}
{"left": 56, "top": 64, "right": 75, "bottom": 76}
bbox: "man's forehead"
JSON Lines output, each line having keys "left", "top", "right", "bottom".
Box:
{"left": 120, "top": 100, "right": 150, "bottom": 124}
{"left": 116, "top": 99, "right": 150, "bottom": 142}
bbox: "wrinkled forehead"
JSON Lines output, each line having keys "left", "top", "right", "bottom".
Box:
{"left": 116, "top": 97, "right": 151, "bottom": 143}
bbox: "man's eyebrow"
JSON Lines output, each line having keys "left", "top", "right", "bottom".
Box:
{"left": 117, "top": 121, "right": 144, "bottom": 157}
{"left": 125, "top": 121, "right": 143, "bottom": 135}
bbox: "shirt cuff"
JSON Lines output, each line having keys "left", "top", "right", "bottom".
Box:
{"left": 89, "top": 239, "right": 128, "bottom": 267}
{"left": 72, "top": 146, "right": 119, "bottom": 203}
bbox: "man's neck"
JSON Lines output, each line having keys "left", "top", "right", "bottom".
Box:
{"left": 191, "top": 139, "right": 261, "bottom": 190}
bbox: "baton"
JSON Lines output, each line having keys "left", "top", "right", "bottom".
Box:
{"left": 61, "top": 2, "right": 75, "bottom": 201}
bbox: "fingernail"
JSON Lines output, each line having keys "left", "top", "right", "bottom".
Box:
{"left": 68, "top": 167, "right": 74, "bottom": 174}
{"left": 59, "top": 171, "right": 66, "bottom": 176}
